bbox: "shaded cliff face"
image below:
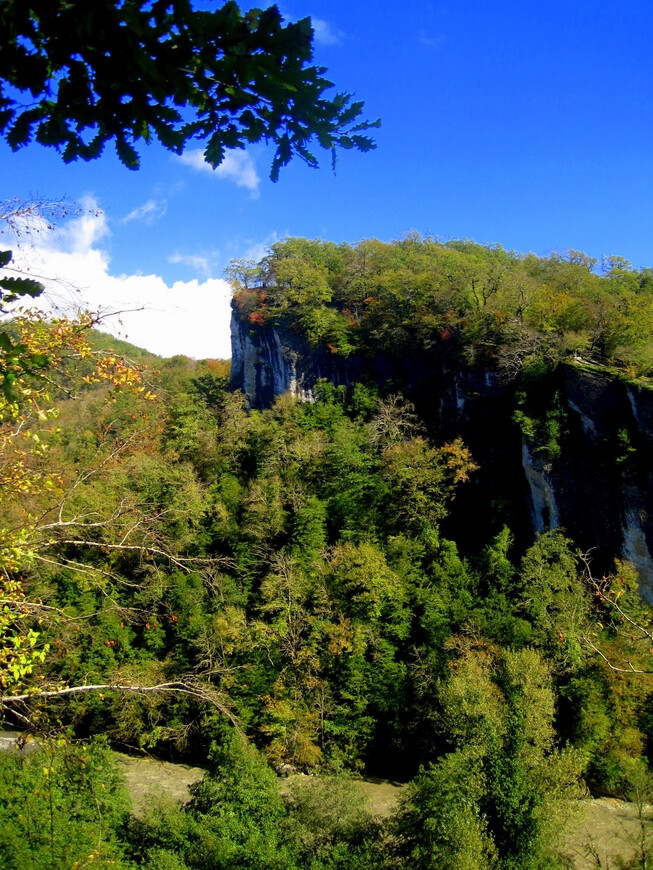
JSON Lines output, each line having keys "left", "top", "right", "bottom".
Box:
{"left": 547, "top": 369, "right": 653, "bottom": 599}
{"left": 230, "top": 312, "right": 359, "bottom": 407}
{"left": 230, "top": 314, "right": 653, "bottom": 598}
{"left": 230, "top": 311, "right": 303, "bottom": 407}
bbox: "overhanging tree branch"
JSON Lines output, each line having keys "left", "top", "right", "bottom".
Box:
{"left": 0, "top": 0, "right": 379, "bottom": 173}
{"left": 2, "top": 678, "right": 241, "bottom": 729}
{"left": 579, "top": 551, "right": 653, "bottom": 675}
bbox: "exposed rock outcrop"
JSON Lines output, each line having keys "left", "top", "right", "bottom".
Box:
{"left": 230, "top": 312, "right": 356, "bottom": 407}
{"left": 230, "top": 314, "right": 653, "bottom": 596}
{"left": 521, "top": 441, "right": 560, "bottom": 534}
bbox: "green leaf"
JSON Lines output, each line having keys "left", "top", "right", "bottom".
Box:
{"left": 2, "top": 375, "right": 17, "bottom": 402}
{"left": 28, "top": 353, "right": 49, "bottom": 369}
{"left": 204, "top": 136, "right": 225, "bottom": 168}
{"left": 115, "top": 136, "right": 140, "bottom": 170}
{"left": 6, "top": 111, "right": 35, "bottom": 149}
{"left": 0, "top": 276, "right": 45, "bottom": 298}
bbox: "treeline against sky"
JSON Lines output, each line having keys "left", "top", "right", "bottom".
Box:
{"left": 231, "top": 236, "right": 653, "bottom": 379}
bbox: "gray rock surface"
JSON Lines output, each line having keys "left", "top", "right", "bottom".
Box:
{"left": 230, "top": 312, "right": 653, "bottom": 594}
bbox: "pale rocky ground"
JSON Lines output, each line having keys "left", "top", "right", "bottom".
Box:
{"left": 113, "top": 753, "right": 206, "bottom": 816}
{"left": 561, "top": 797, "right": 650, "bottom": 870}
{"left": 114, "top": 752, "right": 651, "bottom": 868}
{"left": 114, "top": 753, "right": 405, "bottom": 819}
{"left": 1, "top": 736, "right": 647, "bottom": 867}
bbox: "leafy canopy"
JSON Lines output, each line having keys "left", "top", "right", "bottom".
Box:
{"left": 231, "top": 236, "right": 653, "bottom": 377}
{"left": 0, "top": 0, "right": 378, "bottom": 174}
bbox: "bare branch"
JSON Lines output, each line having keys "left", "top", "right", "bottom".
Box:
{"left": 2, "top": 678, "right": 241, "bottom": 730}
{"left": 584, "top": 637, "right": 649, "bottom": 675}
{"left": 579, "top": 551, "right": 653, "bottom": 676}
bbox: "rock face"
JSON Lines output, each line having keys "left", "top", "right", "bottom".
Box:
{"left": 230, "top": 315, "right": 653, "bottom": 597}
{"left": 230, "top": 312, "right": 306, "bottom": 407}
{"left": 230, "top": 312, "right": 357, "bottom": 406}
{"left": 521, "top": 441, "right": 560, "bottom": 534}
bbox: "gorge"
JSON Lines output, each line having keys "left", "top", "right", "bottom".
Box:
{"left": 231, "top": 309, "right": 653, "bottom": 597}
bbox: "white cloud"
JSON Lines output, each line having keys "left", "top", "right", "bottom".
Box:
{"left": 168, "top": 251, "right": 211, "bottom": 276}
{"left": 312, "top": 18, "right": 345, "bottom": 45}
{"left": 56, "top": 195, "right": 110, "bottom": 253}
{"left": 122, "top": 198, "right": 167, "bottom": 225}
{"left": 179, "top": 148, "right": 260, "bottom": 195}
{"left": 6, "top": 204, "right": 233, "bottom": 360}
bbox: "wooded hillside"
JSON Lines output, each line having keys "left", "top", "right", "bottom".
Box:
{"left": 2, "top": 239, "right": 653, "bottom": 867}
{"left": 231, "top": 236, "right": 653, "bottom": 379}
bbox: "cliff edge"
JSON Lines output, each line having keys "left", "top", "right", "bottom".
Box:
{"left": 230, "top": 311, "right": 653, "bottom": 597}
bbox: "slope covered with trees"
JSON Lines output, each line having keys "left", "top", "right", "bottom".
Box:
{"left": 230, "top": 236, "right": 653, "bottom": 579}
{"left": 2, "top": 238, "right": 653, "bottom": 867}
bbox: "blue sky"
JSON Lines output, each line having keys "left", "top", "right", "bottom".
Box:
{"left": 1, "top": 0, "right": 651, "bottom": 359}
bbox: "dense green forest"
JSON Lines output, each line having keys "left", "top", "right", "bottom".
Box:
{"left": 2, "top": 238, "right": 653, "bottom": 868}
{"left": 230, "top": 236, "right": 653, "bottom": 379}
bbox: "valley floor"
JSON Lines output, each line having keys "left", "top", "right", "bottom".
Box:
{"left": 114, "top": 751, "right": 651, "bottom": 869}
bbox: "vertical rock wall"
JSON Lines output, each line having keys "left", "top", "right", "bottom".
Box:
{"left": 230, "top": 313, "right": 653, "bottom": 595}
{"left": 230, "top": 312, "right": 311, "bottom": 407}
{"left": 230, "top": 313, "right": 360, "bottom": 408}
{"left": 521, "top": 441, "right": 560, "bottom": 534}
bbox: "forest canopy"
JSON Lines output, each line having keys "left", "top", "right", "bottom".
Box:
{"left": 2, "top": 229, "right": 653, "bottom": 867}
{"left": 230, "top": 236, "right": 653, "bottom": 379}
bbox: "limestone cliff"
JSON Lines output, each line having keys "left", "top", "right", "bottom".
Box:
{"left": 229, "top": 311, "right": 358, "bottom": 407}
{"left": 230, "top": 314, "right": 653, "bottom": 597}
